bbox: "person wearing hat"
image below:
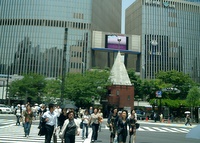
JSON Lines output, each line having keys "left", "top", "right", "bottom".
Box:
{"left": 15, "top": 104, "right": 22, "bottom": 126}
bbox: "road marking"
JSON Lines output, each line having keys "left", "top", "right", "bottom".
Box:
{"left": 160, "top": 127, "right": 177, "bottom": 132}
{"left": 142, "top": 127, "right": 157, "bottom": 131}
{"left": 170, "top": 128, "right": 189, "bottom": 133}
{"left": 151, "top": 127, "right": 167, "bottom": 132}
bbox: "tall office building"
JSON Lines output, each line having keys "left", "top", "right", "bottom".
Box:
{"left": 0, "top": 0, "right": 121, "bottom": 77}
{"left": 125, "top": 0, "right": 200, "bottom": 82}
{"left": 183, "top": 0, "right": 200, "bottom": 3}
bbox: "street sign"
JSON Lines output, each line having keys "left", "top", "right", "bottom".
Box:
{"left": 156, "top": 90, "right": 162, "bottom": 98}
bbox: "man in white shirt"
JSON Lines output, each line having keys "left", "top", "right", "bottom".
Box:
{"left": 42, "top": 103, "right": 60, "bottom": 143}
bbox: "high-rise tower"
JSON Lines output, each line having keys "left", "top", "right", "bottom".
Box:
{"left": 0, "top": 0, "right": 121, "bottom": 77}
{"left": 125, "top": 0, "right": 200, "bottom": 82}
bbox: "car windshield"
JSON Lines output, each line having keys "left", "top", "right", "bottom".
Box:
{"left": 136, "top": 110, "right": 143, "bottom": 114}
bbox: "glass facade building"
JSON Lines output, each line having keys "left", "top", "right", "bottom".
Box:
{"left": 0, "top": 0, "right": 121, "bottom": 77}
{"left": 125, "top": 0, "right": 200, "bottom": 82}
{"left": 184, "top": 0, "right": 200, "bottom": 3}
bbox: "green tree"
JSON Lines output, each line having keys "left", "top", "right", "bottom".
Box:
{"left": 142, "top": 79, "right": 171, "bottom": 101}
{"left": 9, "top": 73, "right": 46, "bottom": 103}
{"left": 186, "top": 86, "right": 200, "bottom": 107}
{"left": 156, "top": 70, "right": 195, "bottom": 100}
{"left": 43, "top": 79, "right": 61, "bottom": 103}
{"left": 127, "top": 69, "right": 143, "bottom": 99}
{"left": 64, "top": 69, "right": 111, "bottom": 107}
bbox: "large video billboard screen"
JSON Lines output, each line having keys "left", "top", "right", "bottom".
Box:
{"left": 105, "top": 35, "right": 128, "bottom": 50}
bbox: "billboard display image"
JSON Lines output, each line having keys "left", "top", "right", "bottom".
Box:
{"left": 105, "top": 35, "right": 128, "bottom": 50}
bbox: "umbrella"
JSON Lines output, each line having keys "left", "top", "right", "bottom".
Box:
{"left": 186, "top": 125, "right": 200, "bottom": 139}
{"left": 185, "top": 111, "right": 190, "bottom": 114}
{"left": 61, "top": 104, "right": 77, "bottom": 109}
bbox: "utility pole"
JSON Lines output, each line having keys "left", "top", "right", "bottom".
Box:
{"left": 61, "top": 28, "right": 68, "bottom": 104}
{"left": 6, "top": 66, "right": 10, "bottom": 105}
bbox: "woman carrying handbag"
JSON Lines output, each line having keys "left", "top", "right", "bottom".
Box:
{"left": 59, "top": 111, "right": 80, "bottom": 143}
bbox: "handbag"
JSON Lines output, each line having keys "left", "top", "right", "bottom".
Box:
{"left": 135, "top": 123, "right": 140, "bottom": 129}
{"left": 80, "top": 121, "right": 83, "bottom": 129}
{"left": 38, "top": 119, "right": 47, "bottom": 136}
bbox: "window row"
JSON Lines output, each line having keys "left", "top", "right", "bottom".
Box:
{"left": 0, "top": 19, "right": 91, "bottom": 29}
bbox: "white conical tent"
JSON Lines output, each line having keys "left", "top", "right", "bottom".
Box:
{"left": 109, "top": 51, "right": 132, "bottom": 86}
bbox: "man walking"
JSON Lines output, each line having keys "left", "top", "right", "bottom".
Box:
{"left": 42, "top": 103, "right": 60, "bottom": 143}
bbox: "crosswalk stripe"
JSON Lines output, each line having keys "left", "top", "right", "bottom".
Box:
{"left": 151, "top": 127, "right": 167, "bottom": 132}
{"left": 0, "top": 124, "right": 86, "bottom": 143}
{"left": 179, "top": 128, "right": 190, "bottom": 132}
{"left": 160, "top": 127, "right": 177, "bottom": 132}
{"left": 142, "top": 127, "right": 157, "bottom": 131}
{"left": 170, "top": 128, "right": 189, "bottom": 133}
{"left": 103, "top": 124, "right": 190, "bottom": 133}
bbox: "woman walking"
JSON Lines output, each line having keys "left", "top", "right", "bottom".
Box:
{"left": 128, "top": 110, "right": 137, "bottom": 143}
{"left": 59, "top": 110, "right": 80, "bottom": 143}
{"left": 107, "top": 107, "right": 119, "bottom": 143}
{"left": 117, "top": 110, "right": 128, "bottom": 143}
{"left": 82, "top": 109, "right": 90, "bottom": 139}
{"left": 58, "top": 108, "right": 68, "bottom": 143}
{"left": 90, "top": 108, "right": 101, "bottom": 142}
{"left": 15, "top": 104, "right": 22, "bottom": 126}
{"left": 22, "top": 104, "right": 33, "bottom": 138}
{"left": 98, "top": 109, "right": 103, "bottom": 132}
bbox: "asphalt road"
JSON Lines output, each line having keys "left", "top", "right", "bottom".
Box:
{"left": 96, "top": 121, "right": 199, "bottom": 143}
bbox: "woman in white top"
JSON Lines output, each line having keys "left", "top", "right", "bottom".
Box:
{"left": 15, "top": 104, "right": 22, "bottom": 126}
{"left": 82, "top": 109, "right": 90, "bottom": 139}
{"left": 59, "top": 110, "right": 80, "bottom": 143}
{"left": 90, "top": 108, "right": 101, "bottom": 142}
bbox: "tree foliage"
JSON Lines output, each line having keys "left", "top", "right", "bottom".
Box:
{"left": 186, "top": 86, "right": 200, "bottom": 107}
{"left": 64, "top": 69, "right": 111, "bottom": 107}
{"left": 156, "top": 70, "right": 195, "bottom": 100}
{"left": 9, "top": 73, "right": 46, "bottom": 103}
{"left": 127, "top": 69, "right": 142, "bottom": 99}
{"left": 43, "top": 79, "right": 62, "bottom": 103}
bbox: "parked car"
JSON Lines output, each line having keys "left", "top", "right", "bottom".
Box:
{"left": 136, "top": 110, "right": 145, "bottom": 120}
{"left": 0, "top": 104, "right": 13, "bottom": 114}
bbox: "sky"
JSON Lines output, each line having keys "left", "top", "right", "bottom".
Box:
{"left": 121, "top": 0, "right": 136, "bottom": 33}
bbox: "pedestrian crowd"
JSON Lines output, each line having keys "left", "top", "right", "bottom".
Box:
{"left": 13, "top": 103, "right": 104, "bottom": 143}
{"left": 14, "top": 103, "right": 142, "bottom": 143}
{"left": 107, "top": 107, "right": 139, "bottom": 143}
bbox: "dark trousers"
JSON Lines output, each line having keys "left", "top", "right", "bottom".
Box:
{"left": 65, "top": 134, "right": 75, "bottom": 143}
{"left": 91, "top": 123, "right": 99, "bottom": 141}
{"left": 16, "top": 115, "right": 21, "bottom": 125}
{"left": 45, "top": 124, "right": 54, "bottom": 143}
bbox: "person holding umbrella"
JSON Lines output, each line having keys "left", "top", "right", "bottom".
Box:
{"left": 185, "top": 113, "right": 192, "bottom": 126}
